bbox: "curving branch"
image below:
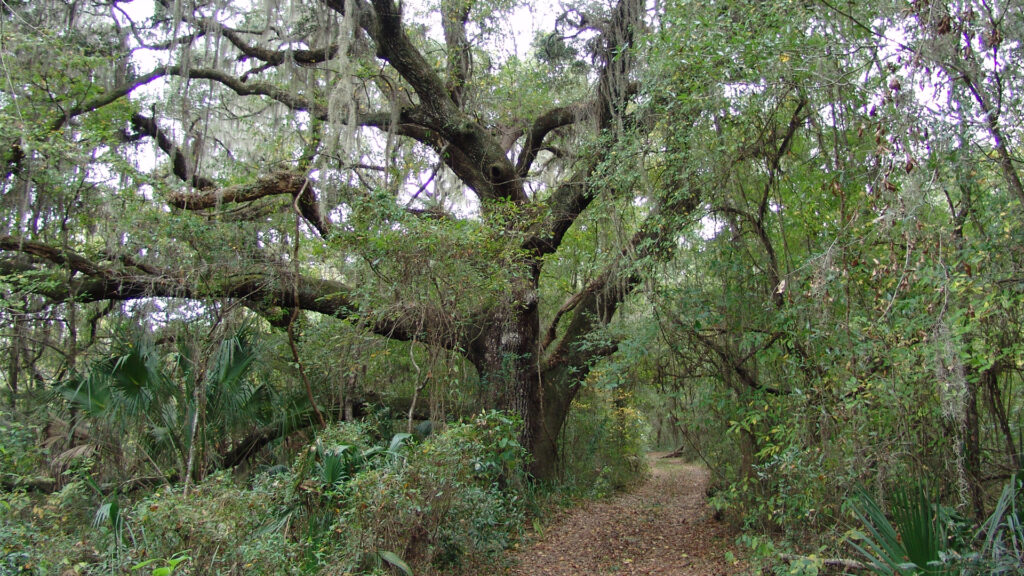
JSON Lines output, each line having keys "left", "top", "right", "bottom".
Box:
{"left": 540, "top": 183, "right": 702, "bottom": 371}
{"left": 164, "top": 170, "right": 332, "bottom": 238}
{"left": 218, "top": 26, "right": 340, "bottom": 67}
{"left": 0, "top": 236, "right": 457, "bottom": 347}
{"left": 166, "top": 170, "right": 306, "bottom": 209}
{"left": 0, "top": 66, "right": 168, "bottom": 179}
{"left": 50, "top": 68, "right": 170, "bottom": 132}
{"left": 10, "top": 62, "right": 326, "bottom": 184}
{"left": 138, "top": 63, "right": 520, "bottom": 207}
{"left": 521, "top": 159, "right": 598, "bottom": 259}
{"left": 364, "top": 0, "right": 458, "bottom": 119}
{"left": 514, "top": 102, "right": 589, "bottom": 178}
{"left": 326, "top": 0, "right": 526, "bottom": 204}
{"left": 130, "top": 113, "right": 215, "bottom": 190}
{"left": 155, "top": 0, "right": 351, "bottom": 66}
{"left": 167, "top": 66, "right": 327, "bottom": 118}
{"left": 521, "top": 0, "right": 645, "bottom": 262}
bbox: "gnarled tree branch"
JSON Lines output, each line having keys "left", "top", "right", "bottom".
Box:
{"left": 0, "top": 236, "right": 468, "bottom": 349}
{"left": 130, "top": 113, "right": 215, "bottom": 190}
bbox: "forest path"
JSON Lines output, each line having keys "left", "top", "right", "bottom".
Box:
{"left": 505, "top": 455, "right": 746, "bottom": 576}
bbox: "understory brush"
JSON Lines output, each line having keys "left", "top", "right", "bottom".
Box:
{"left": 1, "top": 410, "right": 528, "bottom": 575}
{"left": 846, "top": 474, "right": 1024, "bottom": 576}
{"left": 558, "top": 386, "right": 651, "bottom": 497}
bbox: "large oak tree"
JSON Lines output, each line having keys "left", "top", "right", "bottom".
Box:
{"left": 0, "top": 0, "right": 696, "bottom": 478}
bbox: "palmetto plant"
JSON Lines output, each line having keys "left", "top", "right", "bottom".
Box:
{"left": 849, "top": 476, "right": 1024, "bottom": 576}
{"left": 848, "top": 485, "right": 959, "bottom": 576}
{"left": 60, "top": 326, "right": 265, "bottom": 484}
{"left": 969, "top": 473, "right": 1024, "bottom": 575}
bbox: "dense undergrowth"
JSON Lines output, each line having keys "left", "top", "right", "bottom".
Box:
{"left": 1, "top": 410, "right": 532, "bottom": 576}
{"left": 0, "top": 396, "right": 651, "bottom": 576}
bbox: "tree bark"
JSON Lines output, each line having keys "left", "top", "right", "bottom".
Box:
{"left": 984, "top": 368, "right": 1021, "bottom": 471}
{"left": 964, "top": 374, "right": 984, "bottom": 521}
{"left": 464, "top": 292, "right": 561, "bottom": 478}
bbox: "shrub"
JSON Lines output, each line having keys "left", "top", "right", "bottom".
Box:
{"left": 0, "top": 411, "right": 43, "bottom": 487}
{"left": 121, "top": 411, "right": 527, "bottom": 576}
{"left": 316, "top": 411, "right": 527, "bottom": 574}
{"left": 131, "top": 472, "right": 303, "bottom": 575}
{"left": 559, "top": 387, "right": 650, "bottom": 495}
{"left": 847, "top": 474, "right": 1024, "bottom": 576}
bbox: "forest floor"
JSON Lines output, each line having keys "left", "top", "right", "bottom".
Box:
{"left": 504, "top": 454, "right": 748, "bottom": 575}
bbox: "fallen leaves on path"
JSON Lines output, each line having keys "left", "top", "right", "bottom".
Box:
{"left": 506, "top": 456, "right": 745, "bottom": 576}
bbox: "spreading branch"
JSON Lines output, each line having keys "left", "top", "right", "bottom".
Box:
{"left": 325, "top": 0, "right": 526, "bottom": 204}
{"left": 0, "top": 236, "right": 467, "bottom": 349}
{"left": 515, "top": 103, "right": 589, "bottom": 178}
{"left": 130, "top": 113, "right": 215, "bottom": 190}
{"left": 163, "top": 170, "right": 331, "bottom": 237}
{"left": 541, "top": 184, "right": 702, "bottom": 373}
{"left": 521, "top": 0, "right": 645, "bottom": 261}
{"left": 218, "top": 26, "right": 340, "bottom": 68}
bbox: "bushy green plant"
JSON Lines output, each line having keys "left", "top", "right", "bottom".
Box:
{"left": 968, "top": 473, "right": 1024, "bottom": 574}
{"left": 116, "top": 411, "right": 527, "bottom": 575}
{"left": 0, "top": 487, "right": 88, "bottom": 576}
{"left": 318, "top": 411, "right": 528, "bottom": 574}
{"left": 0, "top": 412, "right": 42, "bottom": 486}
{"left": 131, "top": 472, "right": 303, "bottom": 575}
{"left": 0, "top": 414, "right": 55, "bottom": 574}
{"left": 847, "top": 475, "right": 1024, "bottom": 576}
{"left": 132, "top": 551, "right": 190, "bottom": 576}
{"left": 559, "top": 386, "right": 650, "bottom": 495}
{"left": 847, "top": 485, "right": 960, "bottom": 575}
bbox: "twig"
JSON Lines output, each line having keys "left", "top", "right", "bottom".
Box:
{"left": 780, "top": 554, "right": 867, "bottom": 572}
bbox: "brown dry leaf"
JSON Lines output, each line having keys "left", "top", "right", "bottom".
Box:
{"left": 505, "top": 455, "right": 746, "bottom": 576}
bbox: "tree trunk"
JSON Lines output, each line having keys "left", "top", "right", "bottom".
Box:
{"left": 984, "top": 368, "right": 1021, "bottom": 471}
{"left": 5, "top": 311, "right": 22, "bottom": 406}
{"left": 534, "top": 360, "right": 586, "bottom": 481}
{"left": 964, "top": 375, "right": 984, "bottom": 522}
{"left": 465, "top": 295, "right": 576, "bottom": 481}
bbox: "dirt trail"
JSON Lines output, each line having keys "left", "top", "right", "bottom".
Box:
{"left": 506, "top": 455, "right": 745, "bottom": 576}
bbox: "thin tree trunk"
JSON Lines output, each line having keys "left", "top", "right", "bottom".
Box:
{"left": 964, "top": 376, "right": 984, "bottom": 522}
{"left": 961, "top": 74, "right": 1024, "bottom": 207}
{"left": 183, "top": 380, "right": 202, "bottom": 496}
{"left": 6, "top": 311, "right": 22, "bottom": 407}
{"left": 984, "top": 368, "right": 1020, "bottom": 471}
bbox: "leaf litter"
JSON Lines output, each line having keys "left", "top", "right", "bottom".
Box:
{"left": 506, "top": 455, "right": 746, "bottom": 575}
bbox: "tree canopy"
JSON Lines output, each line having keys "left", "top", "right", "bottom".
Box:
{"left": 0, "top": 0, "right": 684, "bottom": 480}
{"left": 2, "top": 3, "right": 1024, "bottom": 570}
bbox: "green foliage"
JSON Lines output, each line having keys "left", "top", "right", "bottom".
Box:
{"left": 0, "top": 484, "right": 94, "bottom": 576}
{"left": 0, "top": 412, "right": 42, "bottom": 487}
{"left": 846, "top": 476, "right": 1024, "bottom": 575}
{"left": 560, "top": 385, "right": 650, "bottom": 495}
{"left": 378, "top": 550, "right": 413, "bottom": 576}
{"left": 847, "top": 486, "right": 958, "bottom": 575}
{"left": 114, "top": 411, "right": 527, "bottom": 575}
{"left": 635, "top": 0, "right": 1024, "bottom": 559}
{"left": 131, "top": 471, "right": 303, "bottom": 575}
{"left": 58, "top": 324, "right": 269, "bottom": 483}
{"left": 972, "top": 473, "right": 1024, "bottom": 574}
{"left": 132, "top": 551, "right": 190, "bottom": 576}
{"left": 313, "top": 411, "right": 527, "bottom": 573}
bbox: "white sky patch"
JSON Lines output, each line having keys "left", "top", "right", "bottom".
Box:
{"left": 697, "top": 214, "right": 723, "bottom": 240}
{"left": 114, "top": 0, "right": 155, "bottom": 22}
